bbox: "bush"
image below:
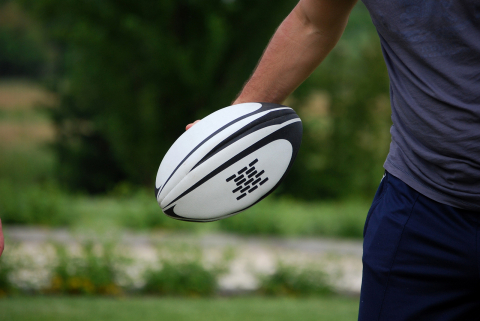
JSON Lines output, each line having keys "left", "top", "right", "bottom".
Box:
{"left": 143, "top": 260, "right": 217, "bottom": 297}
{"left": 259, "top": 263, "right": 333, "bottom": 297}
{"left": 0, "top": 2, "right": 50, "bottom": 78}
{"left": 0, "top": 241, "right": 342, "bottom": 298}
{"left": 47, "top": 243, "right": 123, "bottom": 296}
{"left": 142, "top": 245, "right": 220, "bottom": 297}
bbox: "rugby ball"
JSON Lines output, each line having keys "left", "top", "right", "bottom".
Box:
{"left": 155, "top": 102, "right": 302, "bottom": 222}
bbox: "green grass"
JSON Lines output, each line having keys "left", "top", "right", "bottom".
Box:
{"left": 0, "top": 296, "right": 359, "bottom": 321}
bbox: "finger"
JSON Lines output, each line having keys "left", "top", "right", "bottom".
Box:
{"left": 185, "top": 120, "right": 200, "bottom": 131}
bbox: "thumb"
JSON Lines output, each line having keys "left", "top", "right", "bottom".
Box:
{"left": 185, "top": 120, "right": 200, "bottom": 131}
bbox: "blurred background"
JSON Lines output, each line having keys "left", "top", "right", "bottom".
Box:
{"left": 0, "top": 0, "right": 391, "bottom": 320}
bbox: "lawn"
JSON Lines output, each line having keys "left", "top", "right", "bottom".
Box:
{"left": 0, "top": 296, "right": 360, "bottom": 321}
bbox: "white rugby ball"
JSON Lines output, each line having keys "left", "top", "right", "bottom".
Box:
{"left": 155, "top": 102, "right": 302, "bottom": 222}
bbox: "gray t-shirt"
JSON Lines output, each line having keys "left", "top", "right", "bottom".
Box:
{"left": 361, "top": 0, "right": 480, "bottom": 210}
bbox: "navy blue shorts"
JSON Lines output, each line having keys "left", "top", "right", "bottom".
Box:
{"left": 359, "top": 171, "right": 480, "bottom": 321}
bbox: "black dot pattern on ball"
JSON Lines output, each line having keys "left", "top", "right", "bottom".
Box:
{"left": 225, "top": 158, "right": 268, "bottom": 201}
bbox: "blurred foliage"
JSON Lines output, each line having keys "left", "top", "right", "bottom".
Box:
{"left": 219, "top": 196, "right": 368, "bottom": 238}
{"left": 3, "top": 242, "right": 221, "bottom": 297}
{"left": 0, "top": 143, "right": 55, "bottom": 185}
{"left": 143, "top": 260, "right": 218, "bottom": 297}
{"left": 0, "top": 132, "right": 70, "bottom": 226}
{"left": 0, "top": 241, "right": 338, "bottom": 298}
{"left": 141, "top": 244, "right": 226, "bottom": 296}
{"left": 0, "top": 1, "right": 51, "bottom": 77}
{"left": 259, "top": 263, "right": 333, "bottom": 297}
{"left": 0, "top": 179, "right": 73, "bottom": 226}
{"left": 17, "top": 0, "right": 298, "bottom": 193}
{"left": 47, "top": 242, "right": 123, "bottom": 296}
{"left": 0, "top": 176, "right": 369, "bottom": 237}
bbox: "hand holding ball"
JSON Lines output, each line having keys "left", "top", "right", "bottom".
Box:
{"left": 185, "top": 120, "right": 200, "bottom": 131}
{"left": 155, "top": 103, "right": 302, "bottom": 222}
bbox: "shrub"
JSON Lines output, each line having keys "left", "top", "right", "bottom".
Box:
{"left": 259, "top": 263, "right": 334, "bottom": 297}
{"left": 47, "top": 243, "right": 122, "bottom": 296}
{"left": 142, "top": 245, "right": 220, "bottom": 297}
{"left": 0, "top": 2, "right": 50, "bottom": 78}
{"left": 143, "top": 260, "right": 217, "bottom": 297}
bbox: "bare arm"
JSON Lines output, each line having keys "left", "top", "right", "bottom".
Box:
{"left": 233, "top": 0, "right": 358, "bottom": 105}
{"left": 186, "top": 0, "right": 357, "bottom": 130}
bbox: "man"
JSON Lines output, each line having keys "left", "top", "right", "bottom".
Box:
{"left": 190, "top": 0, "right": 480, "bottom": 319}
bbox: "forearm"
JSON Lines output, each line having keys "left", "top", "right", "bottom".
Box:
{"left": 234, "top": 0, "right": 357, "bottom": 105}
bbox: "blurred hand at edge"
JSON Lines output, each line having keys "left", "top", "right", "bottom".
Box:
{"left": 185, "top": 101, "right": 250, "bottom": 131}
{"left": 0, "top": 219, "right": 4, "bottom": 258}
